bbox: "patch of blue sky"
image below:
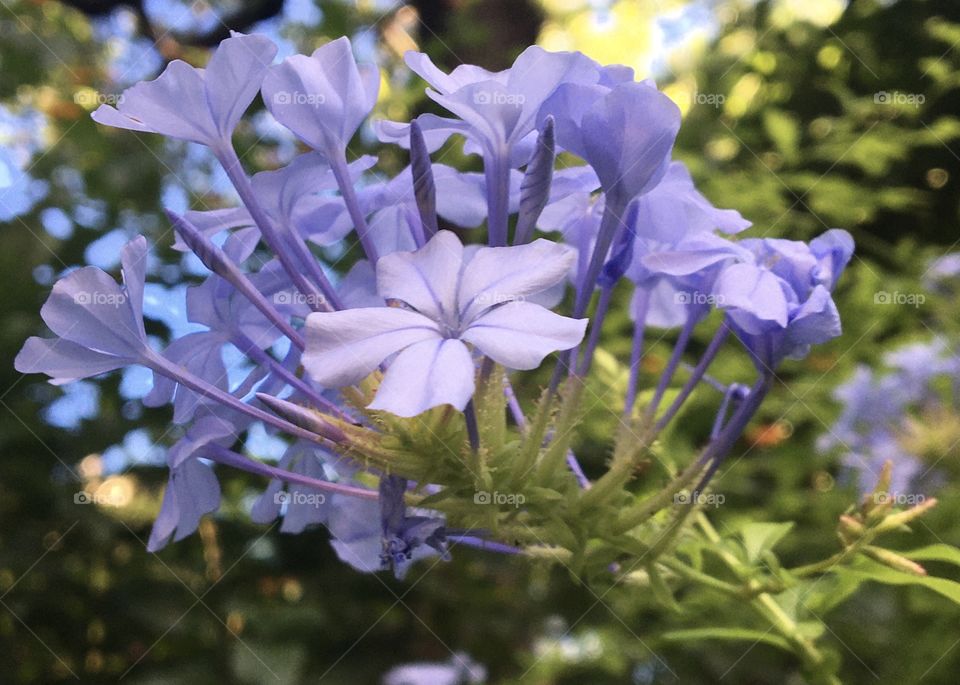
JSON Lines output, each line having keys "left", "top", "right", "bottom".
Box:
{"left": 101, "top": 428, "right": 165, "bottom": 474}
{"left": 245, "top": 422, "right": 288, "bottom": 462}
{"left": 143, "top": 283, "right": 204, "bottom": 339}
{"left": 651, "top": 1, "right": 721, "bottom": 76}
{"left": 41, "top": 207, "right": 74, "bottom": 240}
{"left": 44, "top": 381, "right": 100, "bottom": 430}
{"left": 120, "top": 364, "right": 154, "bottom": 400}
{"left": 85, "top": 228, "right": 132, "bottom": 270}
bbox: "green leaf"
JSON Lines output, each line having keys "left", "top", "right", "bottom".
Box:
{"left": 763, "top": 109, "right": 800, "bottom": 162}
{"left": 740, "top": 522, "right": 794, "bottom": 564}
{"left": 901, "top": 544, "right": 960, "bottom": 567}
{"left": 833, "top": 558, "right": 960, "bottom": 607}
{"left": 662, "top": 627, "right": 792, "bottom": 652}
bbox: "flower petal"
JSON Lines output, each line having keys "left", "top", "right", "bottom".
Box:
{"left": 204, "top": 33, "right": 278, "bottom": 136}
{"left": 262, "top": 37, "right": 375, "bottom": 157}
{"left": 40, "top": 266, "right": 145, "bottom": 357}
{"left": 93, "top": 60, "right": 218, "bottom": 145}
{"left": 368, "top": 338, "right": 475, "bottom": 416}
{"left": 376, "top": 230, "right": 463, "bottom": 322}
{"left": 302, "top": 307, "right": 440, "bottom": 387}
{"left": 14, "top": 337, "right": 128, "bottom": 381}
{"left": 458, "top": 239, "right": 575, "bottom": 322}
{"left": 462, "top": 301, "right": 586, "bottom": 370}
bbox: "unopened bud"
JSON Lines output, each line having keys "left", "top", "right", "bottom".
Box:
{"left": 863, "top": 546, "right": 927, "bottom": 576}
{"left": 838, "top": 514, "right": 866, "bottom": 540}
{"left": 874, "top": 497, "right": 938, "bottom": 534}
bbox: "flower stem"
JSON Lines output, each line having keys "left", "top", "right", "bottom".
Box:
{"left": 331, "top": 149, "right": 379, "bottom": 263}
{"left": 204, "top": 443, "right": 379, "bottom": 500}
{"left": 216, "top": 144, "right": 330, "bottom": 311}
{"left": 652, "top": 323, "right": 731, "bottom": 434}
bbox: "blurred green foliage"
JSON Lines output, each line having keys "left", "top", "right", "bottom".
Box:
{"left": 1, "top": 0, "right": 959, "bottom": 683}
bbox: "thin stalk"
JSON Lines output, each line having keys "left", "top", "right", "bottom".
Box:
{"left": 623, "top": 289, "right": 650, "bottom": 417}
{"left": 216, "top": 144, "right": 329, "bottom": 310}
{"left": 485, "top": 149, "right": 511, "bottom": 246}
{"left": 330, "top": 148, "right": 379, "bottom": 262}
{"left": 168, "top": 211, "right": 305, "bottom": 349}
{"left": 231, "top": 332, "right": 345, "bottom": 419}
{"left": 652, "top": 323, "right": 731, "bottom": 434}
{"left": 643, "top": 311, "right": 698, "bottom": 424}
{"left": 575, "top": 284, "right": 614, "bottom": 377}
{"left": 144, "top": 349, "right": 344, "bottom": 447}
{"left": 205, "top": 443, "right": 378, "bottom": 500}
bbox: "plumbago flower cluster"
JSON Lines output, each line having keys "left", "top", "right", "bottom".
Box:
{"left": 15, "top": 31, "right": 851, "bottom": 573}
{"left": 28, "top": 34, "right": 946, "bottom": 672}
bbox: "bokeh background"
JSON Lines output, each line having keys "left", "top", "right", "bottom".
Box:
{"left": 1, "top": 0, "right": 959, "bottom": 682}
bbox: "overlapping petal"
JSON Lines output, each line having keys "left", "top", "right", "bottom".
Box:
{"left": 303, "top": 307, "right": 441, "bottom": 387}
{"left": 460, "top": 302, "right": 586, "bottom": 370}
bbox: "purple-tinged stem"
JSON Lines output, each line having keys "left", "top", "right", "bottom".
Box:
{"left": 575, "top": 284, "right": 614, "bottom": 377}
{"left": 450, "top": 535, "right": 523, "bottom": 555}
{"left": 709, "top": 383, "right": 747, "bottom": 440}
{"left": 504, "top": 377, "right": 526, "bottom": 429}
{"left": 573, "top": 201, "right": 624, "bottom": 318}
{"left": 282, "top": 228, "right": 343, "bottom": 310}
{"left": 216, "top": 144, "right": 329, "bottom": 311}
{"left": 505, "top": 377, "right": 589, "bottom": 488}
{"left": 485, "top": 149, "right": 511, "bottom": 247}
{"left": 652, "top": 323, "right": 731, "bottom": 434}
{"left": 693, "top": 374, "right": 772, "bottom": 495}
{"left": 231, "top": 332, "right": 346, "bottom": 419}
{"left": 623, "top": 289, "right": 650, "bottom": 418}
{"left": 566, "top": 451, "right": 591, "bottom": 490}
{"left": 204, "top": 443, "right": 379, "bottom": 500}
{"left": 168, "top": 211, "right": 305, "bottom": 349}
{"left": 643, "top": 310, "right": 698, "bottom": 424}
{"left": 144, "top": 349, "right": 344, "bottom": 447}
{"left": 330, "top": 149, "right": 379, "bottom": 263}
{"left": 464, "top": 400, "right": 481, "bottom": 453}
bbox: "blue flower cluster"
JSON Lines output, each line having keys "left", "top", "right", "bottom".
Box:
{"left": 16, "top": 33, "right": 852, "bottom": 576}
{"left": 821, "top": 337, "right": 958, "bottom": 495}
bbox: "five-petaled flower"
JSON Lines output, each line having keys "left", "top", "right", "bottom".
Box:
{"left": 302, "top": 230, "right": 587, "bottom": 417}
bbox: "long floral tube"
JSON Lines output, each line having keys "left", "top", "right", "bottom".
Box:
{"left": 330, "top": 149, "right": 380, "bottom": 262}
{"left": 653, "top": 323, "right": 732, "bottom": 434}
{"left": 643, "top": 311, "right": 698, "bottom": 424}
{"left": 204, "top": 442, "right": 379, "bottom": 500}
{"left": 693, "top": 374, "right": 773, "bottom": 495}
{"left": 216, "top": 145, "right": 331, "bottom": 310}
{"left": 169, "top": 211, "right": 307, "bottom": 349}
{"left": 145, "top": 349, "right": 345, "bottom": 447}
{"left": 230, "top": 331, "right": 346, "bottom": 419}
{"left": 623, "top": 289, "right": 650, "bottom": 417}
